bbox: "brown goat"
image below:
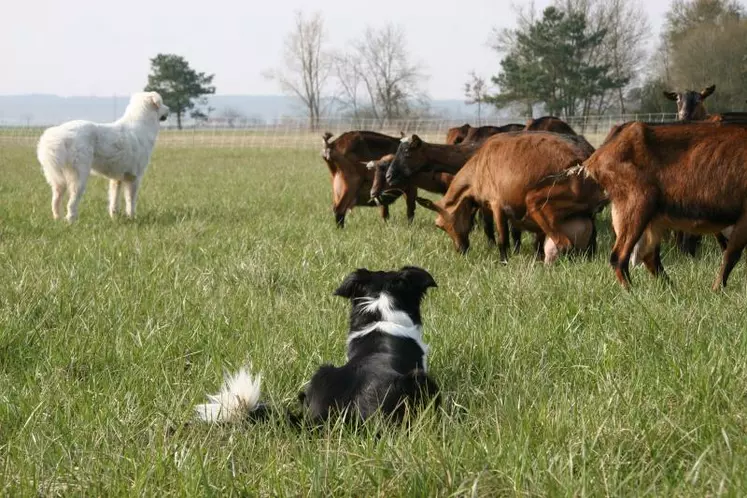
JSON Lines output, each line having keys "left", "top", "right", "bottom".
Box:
{"left": 321, "top": 131, "right": 401, "bottom": 227}
{"left": 367, "top": 154, "right": 505, "bottom": 244}
{"left": 365, "top": 154, "right": 452, "bottom": 222}
{"left": 445, "top": 123, "right": 525, "bottom": 145}
{"left": 412, "top": 132, "right": 605, "bottom": 262}
{"left": 525, "top": 116, "right": 578, "bottom": 135}
{"left": 462, "top": 124, "right": 525, "bottom": 144}
{"left": 582, "top": 121, "right": 747, "bottom": 289}
{"left": 385, "top": 135, "right": 530, "bottom": 252}
{"left": 445, "top": 124, "right": 471, "bottom": 144}
{"left": 367, "top": 154, "right": 453, "bottom": 203}
{"left": 663, "top": 84, "right": 719, "bottom": 256}
{"left": 707, "top": 112, "right": 747, "bottom": 123}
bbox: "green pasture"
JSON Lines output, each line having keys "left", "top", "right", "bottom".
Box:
{"left": 1, "top": 143, "right": 746, "bottom": 496}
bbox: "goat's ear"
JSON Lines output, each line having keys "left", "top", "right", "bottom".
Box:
{"left": 333, "top": 269, "right": 372, "bottom": 298}
{"left": 701, "top": 85, "right": 715, "bottom": 99}
{"left": 399, "top": 130, "right": 405, "bottom": 138}
{"left": 663, "top": 91, "right": 678, "bottom": 101}
{"left": 415, "top": 197, "right": 441, "bottom": 213}
{"left": 399, "top": 266, "right": 437, "bottom": 291}
{"left": 410, "top": 134, "right": 422, "bottom": 148}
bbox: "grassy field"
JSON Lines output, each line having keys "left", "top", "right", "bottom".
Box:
{"left": 2, "top": 143, "right": 747, "bottom": 496}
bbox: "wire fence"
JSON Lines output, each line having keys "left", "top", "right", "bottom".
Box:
{"left": 0, "top": 113, "right": 677, "bottom": 150}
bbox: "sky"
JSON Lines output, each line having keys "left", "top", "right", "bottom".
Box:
{"left": 1, "top": 0, "right": 672, "bottom": 99}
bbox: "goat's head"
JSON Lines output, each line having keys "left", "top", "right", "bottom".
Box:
{"left": 365, "top": 154, "right": 400, "bottom": 204}
{"left": 445, "top": 124, "right": 470, "bottom": 145}
{"left": 416, "top": 195, "right": 475, "bottom": 254}
{"left": 663, "top": 85, "right": 715, "bottom": 121}
{"left": 386, "top": 134, "right": 428, "bottom": 186}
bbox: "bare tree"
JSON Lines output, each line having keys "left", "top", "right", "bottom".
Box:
{"left": 220, "top": 107, "right": 246, "bottom": 128}
{"left": 331, "top": 52, "right": 364, "bottom": 119}
{"left": 265, "top": 11, "right": 330, "bottom": 129}
{"left": 464, "top": 72, "right": 489, "bottom": 125}
{"left": 348, "top": 24, "right": 427, "bottom": 125}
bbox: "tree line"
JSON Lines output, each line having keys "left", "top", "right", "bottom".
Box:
{"left": 144, "top": 0, "right": 747, "bottom": 130}
{"left": 275, "top": 0, "right": 746, "bottom": 128}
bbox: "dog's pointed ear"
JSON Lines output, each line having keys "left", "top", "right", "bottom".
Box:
{"left": 399, "top": 266, "right": 437, "bottom": 291}
{"left": 333, "top": 269, "right": 372, "bottom": 298}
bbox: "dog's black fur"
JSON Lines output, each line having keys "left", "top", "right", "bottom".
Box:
{"left": 196, "top": 266, "right": 440, "bottom": 428}
{"left": 294, "top": 266, "right": 440, "bottom": 426}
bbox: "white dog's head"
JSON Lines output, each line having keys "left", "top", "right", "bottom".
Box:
{"left": 125, "top": 91, "right": 170, "bottom": 123}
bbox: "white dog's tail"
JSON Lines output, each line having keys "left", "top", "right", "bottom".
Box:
{"left": 36, "top": 129, "right": 68, "bottom": 188}
{"left": 194, "top": 366, "right": 263, "bottom": 423}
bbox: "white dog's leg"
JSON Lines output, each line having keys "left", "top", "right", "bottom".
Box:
{"left": 51, "top": 183, "right": 65, "bottom": 220}
{"left": 65, "top": 170, "right": 89, "bottom": 223}
{"left": 123, "top": 177, "right": 141, "bottom": 218}
{"left": 108, "top": 180, "right": 121, "bottom": 218}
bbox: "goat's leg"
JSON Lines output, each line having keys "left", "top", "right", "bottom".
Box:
{"left": 609, "top": 202, "right": 655, "bottom": 288}
{"left": 675, "top": 231, "right": 701, "bottom": 257}
{"left": 533, "top": 232, "right": 546, "bottom": 261}
{"left": 379, "top": 205, "right": 390, "bottom": 221}
{"left": 404, "top": 186, "right": 417, "bottom": 224}
{"left": 715, "top": 232, "right": 729, "bottom": 251}
{"left": 489, "top": 201, "right": 510, "bottom": 263}
{"left": 713, "top": 215, "right": 747, "bottom": 290}
{"left": 510, "top": 224, "right": 522, "bottom": 254}
{"left": 480, "top": 208, "right": 496, "bottom": 246}
{"left": 332, "top": 178, "right": 361, "bottom": 229}
{"left": 637, "top": 224, "right": 670, "bottom": 281}
{"left": 586, "top": 218, "right": 598, "bottom": 259}
{"left": 525, "top": 184, "right": 593, "bottom": 253}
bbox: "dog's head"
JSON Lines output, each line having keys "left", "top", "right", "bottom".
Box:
{"left": 128, "top": 91, "right": 170, "bottom": 123}
{"left": 334, "top": 266, "right": 437, "bottom": 329}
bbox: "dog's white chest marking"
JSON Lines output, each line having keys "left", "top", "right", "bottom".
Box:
{"left": 347, "top": 293, "right": 430, "bottom": 372}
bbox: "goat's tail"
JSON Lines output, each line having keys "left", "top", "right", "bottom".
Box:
{"left": 194, "top": 366, "right": 264, "bottom": 423}
{"left": 321, "top": 132, "right": 334, "bottom": 161}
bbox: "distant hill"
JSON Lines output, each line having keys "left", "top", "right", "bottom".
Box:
{"left": 0, "top": 94, "right": 510, "bottom": 126}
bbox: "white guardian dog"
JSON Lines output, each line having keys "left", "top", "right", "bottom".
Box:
{"left": 36, "top": 91, "right": 169, "bottom": 222}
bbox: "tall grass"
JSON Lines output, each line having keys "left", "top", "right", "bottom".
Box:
{"left": 1, "top": 145, "right": 746, "bottom": 496}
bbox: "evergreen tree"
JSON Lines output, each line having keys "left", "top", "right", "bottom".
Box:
{"left": 145, "top": 54, "right": 215, "bottom": 129}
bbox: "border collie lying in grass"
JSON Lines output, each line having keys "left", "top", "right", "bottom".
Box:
{"left": 195, "top": 266, "right": 439, "bottom": 427}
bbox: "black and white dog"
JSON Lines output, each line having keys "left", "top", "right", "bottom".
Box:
{"left": 195, "top": 266, "right": 439, "bottom": 426}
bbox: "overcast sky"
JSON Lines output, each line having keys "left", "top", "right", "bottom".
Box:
{"left": 1, "top": 0, "right": 671, "bottom": 99}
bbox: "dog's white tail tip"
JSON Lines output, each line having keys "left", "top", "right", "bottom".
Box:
{"left": 195, "top": 367, "right": 262, "bottom": 423}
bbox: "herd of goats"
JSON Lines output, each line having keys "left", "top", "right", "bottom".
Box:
{"left": 320, "top": 85, "right": 747, "bottom": 290}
